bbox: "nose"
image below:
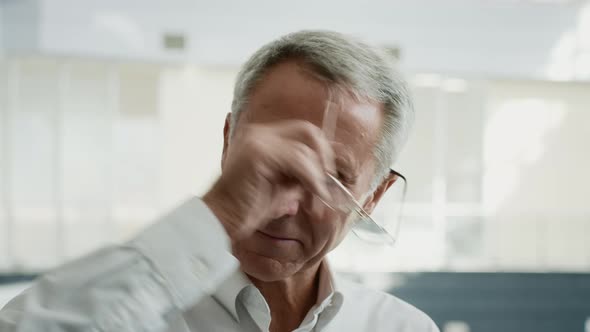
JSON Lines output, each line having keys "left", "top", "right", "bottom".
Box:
{"left": 271, "top": 182, "right": 324, "bottom": 219}
{"left": 271, "top": 182, "right": 305, "bottom": 218}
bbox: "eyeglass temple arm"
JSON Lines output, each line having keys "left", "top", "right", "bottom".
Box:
{"left": 390, "top": 169, "right": 408, "bottom": 197}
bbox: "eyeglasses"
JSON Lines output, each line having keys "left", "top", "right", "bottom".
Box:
{"left": 320, "top": 97, "right": 407, "bottom": 245}
{"left": 319, "top": 169, "right": 407, "bottom": 245}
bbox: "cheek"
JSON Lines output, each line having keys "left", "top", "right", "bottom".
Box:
{"left": 308, "top": 206, "right": 351, "bottom": 252}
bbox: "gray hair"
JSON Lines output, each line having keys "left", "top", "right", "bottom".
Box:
{"left": 230, "top": 30, "right": 414, "bottom": 188}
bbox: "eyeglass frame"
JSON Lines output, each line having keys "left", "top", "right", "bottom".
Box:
{"left": 322, "top": 168, "right": 407, "bottom": 245}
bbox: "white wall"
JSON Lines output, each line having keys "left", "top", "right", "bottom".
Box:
{"left": 0, "top": 4, "right": 4, "bottom": 54}
{"left": 2, "top": 0, "right": 590, "bottom": 80}
{"left": 158, "top": 65, "right": 235, "bottom": 210}
{"left": 1, "top": 0, "right": 40, "bottom": 53}
{"left": 484, "top": 80, "right": 590, "bottom": 270}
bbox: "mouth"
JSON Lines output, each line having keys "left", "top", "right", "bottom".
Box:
{"left": 256, "top": 230, "right": 301, "bottom": 245}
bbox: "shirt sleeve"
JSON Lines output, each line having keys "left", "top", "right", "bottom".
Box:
{"left": 429, "top": 319, "right": 441, "bottom": 332}
{"left": 0, "top": 197, "right": 239, "bottom": 332}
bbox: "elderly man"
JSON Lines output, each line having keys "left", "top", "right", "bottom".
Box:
{"left": 0, "top": 30, "right": 438, "bottom": 331}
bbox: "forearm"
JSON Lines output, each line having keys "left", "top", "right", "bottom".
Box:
{"left": 0, "top": 197, "right": 239, "bottom": 332}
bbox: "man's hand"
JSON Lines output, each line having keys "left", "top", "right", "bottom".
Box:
{"left": 203, "top": 120, "right": 335, "bottom": 242}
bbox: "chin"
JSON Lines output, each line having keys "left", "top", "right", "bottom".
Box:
{"left": 233, "top": 246, "right": 304, "bottom": 282}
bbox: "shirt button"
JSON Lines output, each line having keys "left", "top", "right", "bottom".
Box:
{"left": 192, "top": 256, "right": 209, "bottom": 279}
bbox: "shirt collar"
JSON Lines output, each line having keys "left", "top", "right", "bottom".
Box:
{"left": 212, "top": 260, "right": 341, "bottom": 322}
{"left": 213, "top": 268, "right": 251, "bottom": 321}
{"left": 316, "top": 260, "right": 336, "bottom": 305}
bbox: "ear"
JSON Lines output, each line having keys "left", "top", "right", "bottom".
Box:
{"left": 221, "top": 112, "right": 232, "bottom": 170}
{"left": 362, "top": 171, "right": 399, "bottom": 215}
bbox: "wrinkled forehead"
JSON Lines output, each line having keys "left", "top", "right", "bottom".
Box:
{"left": 240, "top": 61, "right": 383, "bottom": 166}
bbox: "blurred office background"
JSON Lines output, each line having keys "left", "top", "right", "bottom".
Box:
{"left": 1, "top": 0, "right": 590, "bottom": 331}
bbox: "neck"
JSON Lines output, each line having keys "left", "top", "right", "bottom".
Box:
{"left": 249, "top": 262, "right": 322, "bottom": 332}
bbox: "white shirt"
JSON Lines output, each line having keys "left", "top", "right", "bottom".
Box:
{"left": 0, "top": 197, "right": 439, "bottom": 332}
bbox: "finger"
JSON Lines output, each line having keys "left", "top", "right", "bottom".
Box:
{"left": 271, "top": 141, "right": 332, "bottom": 202}
{"left": 321, "top": 99, "right": 338, "bottom": 141}
{"left": 281, "top": 120, "right": 336, "bottom": 174}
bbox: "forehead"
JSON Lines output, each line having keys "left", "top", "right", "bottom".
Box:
{"left": 241, "top": 61, "right": 383, "bottom": 167}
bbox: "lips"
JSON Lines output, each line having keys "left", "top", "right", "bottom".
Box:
{"left": 257, "top": 230, "right": 301, "bottom": 244}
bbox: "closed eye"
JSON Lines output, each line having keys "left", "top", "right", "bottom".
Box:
{"left": 337, "top": 171, "right": 356, "bottom": 187}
